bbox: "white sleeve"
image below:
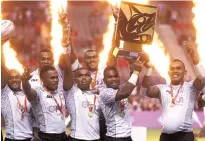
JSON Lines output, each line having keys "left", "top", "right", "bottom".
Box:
{"left": 71, "top": 59, "right": 81, "bottom": 72}
{"left": 99, "top": 88, "right": 118, "bottom": 104}
{"left": 1, "top": 85, "right": 10, "bottom": 96}
{"left": 155, "top": 84, "right": 163, "bottom": 99}
{"left": 29, "top": 88, "right": 41, "bottom": 106}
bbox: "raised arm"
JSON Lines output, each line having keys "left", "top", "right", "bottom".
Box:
{"left": 142, "top": 62, "right": 160, "bottom": 98}
{"left": 61, "top": 54, "right": 74, "bottom": 91}
{"left": 115, "top": 57, "right": 144, "bottom": 101}
{"left": 21, "top": 68, "right": 37, "bottom": 101}
{"left": 1, "top": 53, "right": 8, "bottom": 89}
{"left": 183, "top": 41, "right": 205, "bottom": 91}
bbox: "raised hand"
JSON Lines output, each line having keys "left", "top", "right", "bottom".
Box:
{"left": 133, "top": 56, "right": 145, "bottom": 72}
{"left": 21, "top": 67, "right": 32, "bottom": 82}
{"left": 58, "top": 7, "right": 71, "bottom": 48}
{"left": 144, "top": 61, "right": 152, "bottom": 69}
{"left": 183, "top": 41, "right": 199, "bottom": 65}
{"left": 183, "top": 41, "right": 194, "bottom": 56}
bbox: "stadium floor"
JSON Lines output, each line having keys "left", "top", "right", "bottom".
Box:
{"left": 1, "top": 128, "right": 205, "bottom": 141}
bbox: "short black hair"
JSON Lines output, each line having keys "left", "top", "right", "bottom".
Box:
{"left": 38, "top": 48, "right": 53, "bottom": 58}
{"left": 103, "top": 66, "right": 118, "bottom": 77}
{"left": 40, "top": 65, "right": 56, "bottom": 79}
{"left": 84, "top": 50, "right": 98, "bottom": 58}
{"left": 74, "top": 67, "right": 90, "bottom": 77}
{"left": 171, "top": 59, "right": 185, "bottom": 69}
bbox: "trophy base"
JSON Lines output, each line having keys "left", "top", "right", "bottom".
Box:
{"left": 113, "top": 47, "right": 149, "bottom": 61}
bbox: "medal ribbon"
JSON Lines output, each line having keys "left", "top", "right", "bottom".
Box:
{"left": 15, "top": 95, "right": 27, "bottom": 114}
{"left": 120, "top": 100, "right": 125, "bottom": 112}
{"left": 43, "top": 87, "right": 64, "bottom": 116}
{"left": 88, "top": 95, "right": 96, "bottom": 113}
{"left": 170, "top": 81, "right": 184, "bottom": 104}
{"left": 91, "top": 70, "right": 98, "bottom": 89}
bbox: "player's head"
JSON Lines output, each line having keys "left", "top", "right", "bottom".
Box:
{"left": 168, "top": 59, "right": 187, "bottom": 85}
{"left": 38, "top": 48, "right": 54, "bottom": 69}
{"left": 7, "top": 69, "right": 21, "bottom": 92}
{"left": 74, "top": 68, "right": 92, "bottom": 90}
{"left": 84, "top": 50, "right": 99, "bottom": 72}
{"left": 103, "top": 66, "right": 120, "bottom": 89}
{"left": 40, "top": 65, "right": 58, "bottom": 91}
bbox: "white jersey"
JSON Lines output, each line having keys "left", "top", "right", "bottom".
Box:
{"left": 1, "top": 85, "right": 33, "bottom": 140}
{"left": 29, "top": 87, "right": 66, "bottom": 133}
{"left": 99, "top": 88, "right": 132, "bottom": 138}
{"left": 156, "top": 81, "right": 200, "bottom": 134}
{"left": 65, "top": 86, "right": 100, "bottom": 140}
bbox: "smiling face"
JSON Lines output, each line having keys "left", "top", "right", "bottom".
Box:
{"left": 38, "top": 51, "right": 54, "bottom": 69}
{"left": 7, "top": 69, "right": 21, "bottom": 92}
{"left": 84, "top": 51, "right": 98, "bottom": 71}
{"left": 104, "top": 69, "right": 120, "bottom": 89}
{"left": 168, "top": 60, "right": 186, "bottom": 85}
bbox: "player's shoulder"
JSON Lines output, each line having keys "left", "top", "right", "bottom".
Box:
{"left": 99, "top": 87, "right": 118, "bottom": 96}
{"left": 155, "top": 84, "right": 169, "bottom": 90}
{"left": 1, "top": 85, "right": 12, "bottom": 94}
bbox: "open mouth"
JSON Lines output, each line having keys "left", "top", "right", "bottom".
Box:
{"left": 172, "top": 74, "right": 180, "bottom": 78}
{"left": 12, "top": 83, "right": 19, "bottom": 86}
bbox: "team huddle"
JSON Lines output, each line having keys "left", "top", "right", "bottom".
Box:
{"left": 1, "top": 21, "right": 205, "bottom": 141}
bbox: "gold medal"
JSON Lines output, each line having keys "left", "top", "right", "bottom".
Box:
{"left": 120, "top": 111, "right": 125, "bottom": 118}
{"left": 88, "top": 111, "right": 93, "bottom": 118}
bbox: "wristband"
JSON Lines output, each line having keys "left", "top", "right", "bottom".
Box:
{"left": 128, "top": 71, "right": 139, "bottom": 85}
{"left": 202, "top": 94, "right": 205, "bottom": 101}
{"left": 195, "top": 63, "right": 205, "bottom": 76}
{"left": 145, "top": 68, "right": 152, "bottom": 76}
{"left": 71, "top": 59, "right": 80, "bottom": 72}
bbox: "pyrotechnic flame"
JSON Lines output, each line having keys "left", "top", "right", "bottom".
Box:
{"left": 98, "top": 16, "right": 115, "bottom": 75}
{"left": 192, "top": 0, "right": 205, "bottom": 66}
{"left": 143, "top": 33, "right": 170, "bottom": 83}
{"left": 98, "top": 0, "right": 120, "bottom": 76}
{"left": 3, "top": 42, "right": 24, "bottom": 74}
{"left": 192, "top": 0, "right": 205, "bottom": 121}
{"left": 50, "top": 0, "right": 67, "bottom": 65}
{"left": 1, "top": 4, "right": 24, "bottom": 74}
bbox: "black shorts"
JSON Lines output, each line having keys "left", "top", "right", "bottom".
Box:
{"left": 38, "top": 131, "right": 68, "bottom": 141}
{"left": 99, "top": 113, "right": 107, "bottom": 141}
{"left": 160, "top": 132, "right": 194, "bottom": 141}
{"left": 68, "top": 136, "right": 100, "bottom": 141}
{"left": 5, "top": 138, "right": 32, "bottom": 141}
{"left": 104, "top": 136, "right": 132, "bottom": 141}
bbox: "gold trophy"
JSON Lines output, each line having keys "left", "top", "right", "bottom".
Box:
{"left": 112, "top": 1, "right": 157, "bottom": 61}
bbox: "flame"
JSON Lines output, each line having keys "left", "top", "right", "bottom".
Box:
{"left": 50, "top": 0, "right": 67, "bottom": 65}
{"left": 3, "top": 42, "right": 24, "bottom": 74}
{"left": 143, "top": 33, "right": 170, "bottom": 83}
{"left": 192, "top": 0, "right": 205, "bottom": 66}
{"left": 98, "top": 0, "right": 120, "bottom": 76}
{"left": 98, "top": 16, "right": 115, "bottom": 75}
{"left": 1, "top": 2, "right": 24, "bottom": 74}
